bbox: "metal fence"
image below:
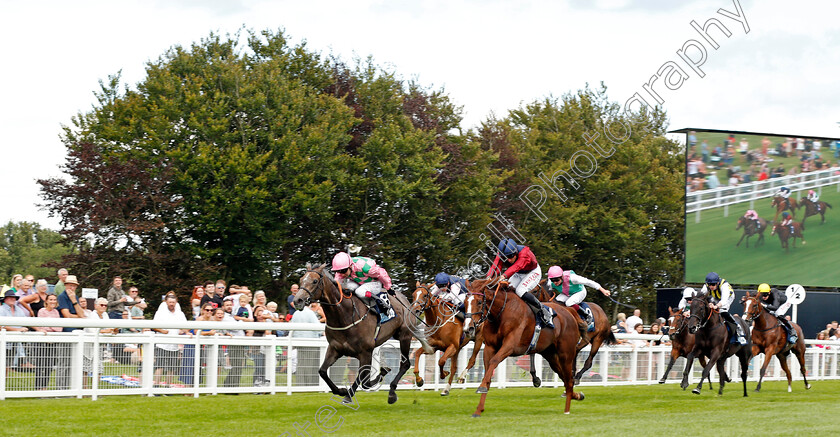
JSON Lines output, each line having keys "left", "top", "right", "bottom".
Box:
{"left": 686, "top": 167, "right": 840, "bottom": 222}
{"left": 2, "top": 317, "right": 838, "bottom": 399}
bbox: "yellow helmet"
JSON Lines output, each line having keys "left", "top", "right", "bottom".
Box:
{"left": 758, "top": 283, "right": 771, "bottom": 294}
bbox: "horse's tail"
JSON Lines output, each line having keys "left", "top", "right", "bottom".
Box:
{"left": 825, "top": 202, "right": 833, "bottom": 209}
{"left": 605, "top": 330, "right": 618, "bottom": 345}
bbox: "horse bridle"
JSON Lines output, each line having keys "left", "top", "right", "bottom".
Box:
{"left": 299, "top": 267, "right": 349, "bottom": 308}
{"left": 466, "top": 280, "right": 508, "bottom": 328}
{"left": 745, "top": 296, "right": 783, "bottom": 331}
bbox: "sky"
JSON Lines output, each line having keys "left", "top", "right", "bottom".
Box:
{"left": 1, "top": 0, "right": 838, "bottom": 230}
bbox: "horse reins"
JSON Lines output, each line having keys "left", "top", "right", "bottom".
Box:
{"left": 300, "top": 268, "right": 368, "bottom": 331}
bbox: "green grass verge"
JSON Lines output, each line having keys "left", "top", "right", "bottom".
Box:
{"left": 0, "top": 380, "right": 835, "bottom": 436}
{"left": 686, "top": 187, "right": 840, "bottom": 286}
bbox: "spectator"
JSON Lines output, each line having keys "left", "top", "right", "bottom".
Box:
{"left": 647, "top": 322, "right": 665, "bottom": 346}
{"left": 311, "top": 302, "right": 326, "bottom": 323}
{"left": 625, "top": 309, "right": 643, "bottom": 333}
{"left": 221, "top": 298, "right": 246, "bottom": 388}
{"left": 201, "top": 280, "right": 225, "bottom": 309}
{"left": 20, "top": 278, "right": 49, "bottom": 318}
{"left": 106, "top": 276, "right": 136, "bottom": 319}
{"left": 705, "top": 172, "right": 720, "bottom": 189}
{"left": 234, "top": 294, "right": 253, "bottom": 322}
{"left": 289, "top": 301, "right": 322, "bottom": 384}
{"left": 814, "top": 331, "right": 829, "bottom": 349}
{"left": 78, "top": 295, "right": 93, "bottom": 317}
{"left": 53, "top": 268, "right": 69, "bottom": 296}
{"left": 628, "top": 323, "right": 649, "bottom": 349}
{"left": 9, "top": 274, "right": 24, "bottom": 291}
{"left": 287, "top": 284, "right": 300, "bottom": 319}
{"left": 266, "top": 301, "right": 281, "bottom": 322}
{"left": 739, "top": 138, "right": 749, "bottom": 155}
{"left": 190, "top": 286, "right": 205, "bottom": 320}
{"left": 34, "top": 294, "right": 62, "bottom": 389}
{"left": 55, "top": 275, "right": 84, "bottom": 389}
{"left": 152, "top": 294, "right": 188, "bottom": 386}
{"left": 250, "top": 305, "right": 274, "bottom": 387}
{"left": 1, "top": 288, "right": 31, "bottom": 375}
{"left": 614, "top": 313, "right": 627, "bottom": 333}
{"left": 253, "top": 290, "right": 267, "bottom": 309}
{"left": 84, "top": 298, "right": 117, "bottom": 387}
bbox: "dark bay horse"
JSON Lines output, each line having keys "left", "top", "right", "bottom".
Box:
{"left": 681, "top": 294, "right": 751, "bottom": 396}
{"left": 534, "top": 280, "right": 616, "bottom": 385}
{"left": 742, "top": 292, "right": 811, "bottom": 392}
{"left": 294, "top": 263, "right": 434, "bottom": 404}
{"left": 771, "top": 196, "right": 798, "bottom": 221}
{"left": 466, "top": 278, "right": 582, "bottom": 416}
{"left": 799, "top": 198, "right": 832, "bottom": 226}
{"left": 659, "top": 306, "right": 716, "bottom": 388}
{"left": 410, "top": 282, "right": 483, "bottom": 396}
{"left": 735, "top": 215, "right": 767, "bottom": 248}
{"left": 771, "top": 221, "right": 806, "bottom": 252}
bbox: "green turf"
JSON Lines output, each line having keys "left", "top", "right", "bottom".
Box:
{"left": 686, "top": 187, "right": 840, "bottom": 286}
{"left": 0, "top": 380, "right": 835, "bottom": 436}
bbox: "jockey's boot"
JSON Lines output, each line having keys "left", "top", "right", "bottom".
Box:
{"left": 522, "top": 292, "right": 554, "bottom": 328}
{"left": 578, "top": 302, "right": 596, "bottom": 332}
{"left": 374, "top": 292, "right": 395, "bottom": 319}
{"left": 779, "top": 316, "right": 797, "bottom": 343}
{"left": 721, "top": 312, "right": 747, "bottom": 345}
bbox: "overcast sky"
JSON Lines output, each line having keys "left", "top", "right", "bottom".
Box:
{"left": 2, "top": 0, "right": 838, "bottom": 229}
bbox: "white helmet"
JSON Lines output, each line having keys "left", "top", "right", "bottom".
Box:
{"left": 682, "top": 287, "right": 696, "bottom": 299}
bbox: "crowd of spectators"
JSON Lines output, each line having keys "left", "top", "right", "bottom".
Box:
{"left": 0, "top": 269, "right": 325, "bottom": 390}
{"left": 686, "top": 133, "right": 839, "bottom": 193}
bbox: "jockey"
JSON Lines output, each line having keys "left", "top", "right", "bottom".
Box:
{"left": 678, "top": 287, "right": 697, "bottom": 313}
{"left": 698, "top": 272, "right": 747, "bottom": 345}
{"left": 806, "top": 189, "right": 819, "bottom": 203}
{"left": 432, "top": 272, "right": 468, "bottom": 319}
{"left": 487, "top": 238, "right": 552, "bottom": 328}
{"left": 775, "top": 186, "right": 792, "bottom": 210}
{"left": 744, "top": 210, "right": 761, "bottom": 230}
{"left": 331, "top": 252, "right": 395, "bottom": 319}
{"left": 545, "top": 266, "right": 611, "bottom": 334}
{"left": 780, "top": 211, "right": 794, "bottom": 230}
{"left": 758, "top": 283, "right": 797, "bottom": 343}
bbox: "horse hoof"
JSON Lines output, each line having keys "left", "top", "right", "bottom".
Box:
{"left": 342, "top": 395, "right": 353, "bottom": 404}
{"left": 416, "top": 378, "right": 424, "bottom": 387}
{"left": 573, "top": 378, "right": 581, "bottom": 386}
{"left": 471, "top": 413, "right": 481, "bottom": 418}
{"left": 532, "top": 377, "right": 541, "bottom": 388}
{"left": 692, "top": 388, "right": 701, "bottom": 395}
{"left": 440, "top": 390, "right": 449, "bottom": 396}
{"left": 754, "top": 388, "right": 760, "bottom": 392}
{"left": 658, "top": 380, "right": 666, "bottom": 384}
{"left": 577, "top": 392, "right": 585, "bottom": 401}
{"left": 806, "top": 384, "right": 812, "bottom": 390}
{"left": 458, "top": 378, "right": 465, "bottom": 384}
{"left": 388, "top": 392, "right": 397, "bottom": 404}
{"left": 476, "top": 387, "right": 488, "bottom": 394}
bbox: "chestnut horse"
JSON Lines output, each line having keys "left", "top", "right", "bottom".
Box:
{"left": 534, "top": 280, "right": 616, "bottom": 385}
{"left": 659, "top": 306, "right": 716, "bottom": 388}
{"left": 742, "top": 292, "right": 811, "bottom": 392}
{"left": 771, "top": 221, "right": 806, "bottom": 252}
{"left": 799, "top": 198, "right": 832, "bottom": 226}
{"left": 294, "top": 264, "right": 434, "bottom": 405}
{"left": 771, "top": 196, "right": 798, "bottom": 221}
{"left": 410, "top": 282, "right": 483, "bottom": 396}
{"left": 681, "top": 293, "right": 751, "bottom": 396}
{"left": 735, "top": 215, "right": 767, "bottom": 248}
{"left": 466, "top": 278, "right": 582, "bottom": 416}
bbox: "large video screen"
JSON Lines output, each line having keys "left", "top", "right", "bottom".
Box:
{"left": 680, "top": 129, "right": 840, "bottom": 287}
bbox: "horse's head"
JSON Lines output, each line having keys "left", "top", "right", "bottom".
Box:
{"left": 463, "top": 277, "right": 498, "bottom": 336}
{"left": 686, "top": 294, "right": 710, "bottom": 334}
{"left": 664, "top": 306, "right": 684, "bottom": 335}
{"left": 295, "top": 262, "right": 330, "bottom": 310}
{"left": 411, "top": 281, "right": 434, "bottom": 315}
{"left": 742, "top": 291, "right": 762, "bottom": 322}
{"left": 771, "top": 196, "right": 781, "bottom": 208}
{"left": 736, "top": 216, "right": 745, "bottom": 230}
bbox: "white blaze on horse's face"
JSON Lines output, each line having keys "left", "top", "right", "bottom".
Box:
{"left": 463, "top": 295, "right": 475, "bottom": 332}
{"left": 744, "top": 299, "right": 752, "bottom": 317}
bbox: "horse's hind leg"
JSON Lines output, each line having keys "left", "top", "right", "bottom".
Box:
{"left": 740, "top": 352, "right": 750, "bottom": 397}
{"left": 776, "top": 352, "right": 794, "bottom": 393}
{"left": 794, "top": 341, "right": 811, "bottom": 389}
{"left": 545, "top": 353, "right": 581, "bottom": 414}
{"left": 575, "top": 339, "right": 602, "bottom": 385}
{"left": 386, "top": 335, "right": 414, "bottom": 404}
{"left": 438, "top": 343, "right": 458, "bottom": 396}
{"left": 659, "top": 353, "right": 677, "bottom": 384}
{"left": 698, "top": 356, "right": 716, "bottom": 389}
{"left": 529, "top": 353, "right": 542, "bottom": 387}
{"left": 413, "top": 347, "right": 425, "bottom": 387}
{"left": 715, "top": 360, "right": 727, "bottom": 395}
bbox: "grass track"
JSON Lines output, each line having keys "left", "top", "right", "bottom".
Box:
{"left": 686, "top": 187, "right": 840, "bottom": 286}
{"left": 1, "top": 380, "right": 837, "bottom": 436}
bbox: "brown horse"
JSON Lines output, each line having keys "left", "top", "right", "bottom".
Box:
{"left": 294, "top": 264, "right": 434, "bottom": 405}
{"left": 410, "top": 282, "right": 483, "bottom": 396}
{"left": 799, "top": 198, "right": 832, "bottom": 226}
{"left": 771, "top": 221, "right": 806, "bottom": 252}
{"left": 533, "top": 280, "right": 616, "bottom": 385}
{"left": 659, "top": 306, "right": 716, "bottom": 388}
{"left": 742, "top": 292, "right": 811, "bottom": 392}
{"left": 771, "top": 196, "right": 798, "bottom": 221}
{"left": 681, "top": 293, "right": 751, "bottom": 396}
{"left": 735, "top": 215, "right": 767, "bottom": 248}
{"left": 466, "top": 278, "right": 582, "bottom": 416}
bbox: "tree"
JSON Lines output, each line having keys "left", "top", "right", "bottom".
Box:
{"left": 0, "top": 221, "right": 72, "bottom": 283}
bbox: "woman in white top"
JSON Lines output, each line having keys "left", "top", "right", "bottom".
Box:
{"left": 84, "top": 298, "right": 117, "bottom": 387}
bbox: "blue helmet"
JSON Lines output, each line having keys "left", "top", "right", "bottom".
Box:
{"left": 497, "top": 238, "right": 519, "bottom": 258}
{"left": 434, "top": 272, "right": 450, "bottom": 288}
{"left": 782, "top": 211, "right": 790, "bottom": 219}
{"left": 705, "top": 272, "right": 720, "bottom": 285}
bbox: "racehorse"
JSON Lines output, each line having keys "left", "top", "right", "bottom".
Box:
{"left": 771, "top": 196, "right": 798, "bottom": 221}
{"left": 659, "top": 306, "right": 716, "bottom": 388}
{"left": 799, "top": 198, "right": 832, "bottom": 226}
{"left": 294, "top": 263, "right": 434, "bottom": 405}
{"left": 742, "top": 291, "right": 811, "bottom": 392}
{"left": 735, "top": 215, "right": 767, "bottom": 248}
{"left": 534, "top": 280, "right": 616, "bottom": 385}
{"left": 410, "top": 282, "right": 483, "bottom": 396}
{"left": 465, "top": 278, "right": 582, "bottom": 416}
{"left": 680, "top": 293, "right": 751, "bottom": 396}
{"left": 771, "top": 221, "right": 806, "bottom": 253}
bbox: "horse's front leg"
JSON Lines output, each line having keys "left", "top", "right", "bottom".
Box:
{"left": 529, "top": 352, "right": 542, "bottom": 387}
{"left": 473, "top": 338, "right": 517, "bottom": 417}
{"left": 318, "top": 347, "right": 347, "bottom": 398}
{"left": 413, "top": 346, "right": 425, "bottom": 387}
{"left": 693, "top": 350, "right": 721, "bottom": 395}
{"left": 680, "top": 350, "right": 697, "bottom": 390}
